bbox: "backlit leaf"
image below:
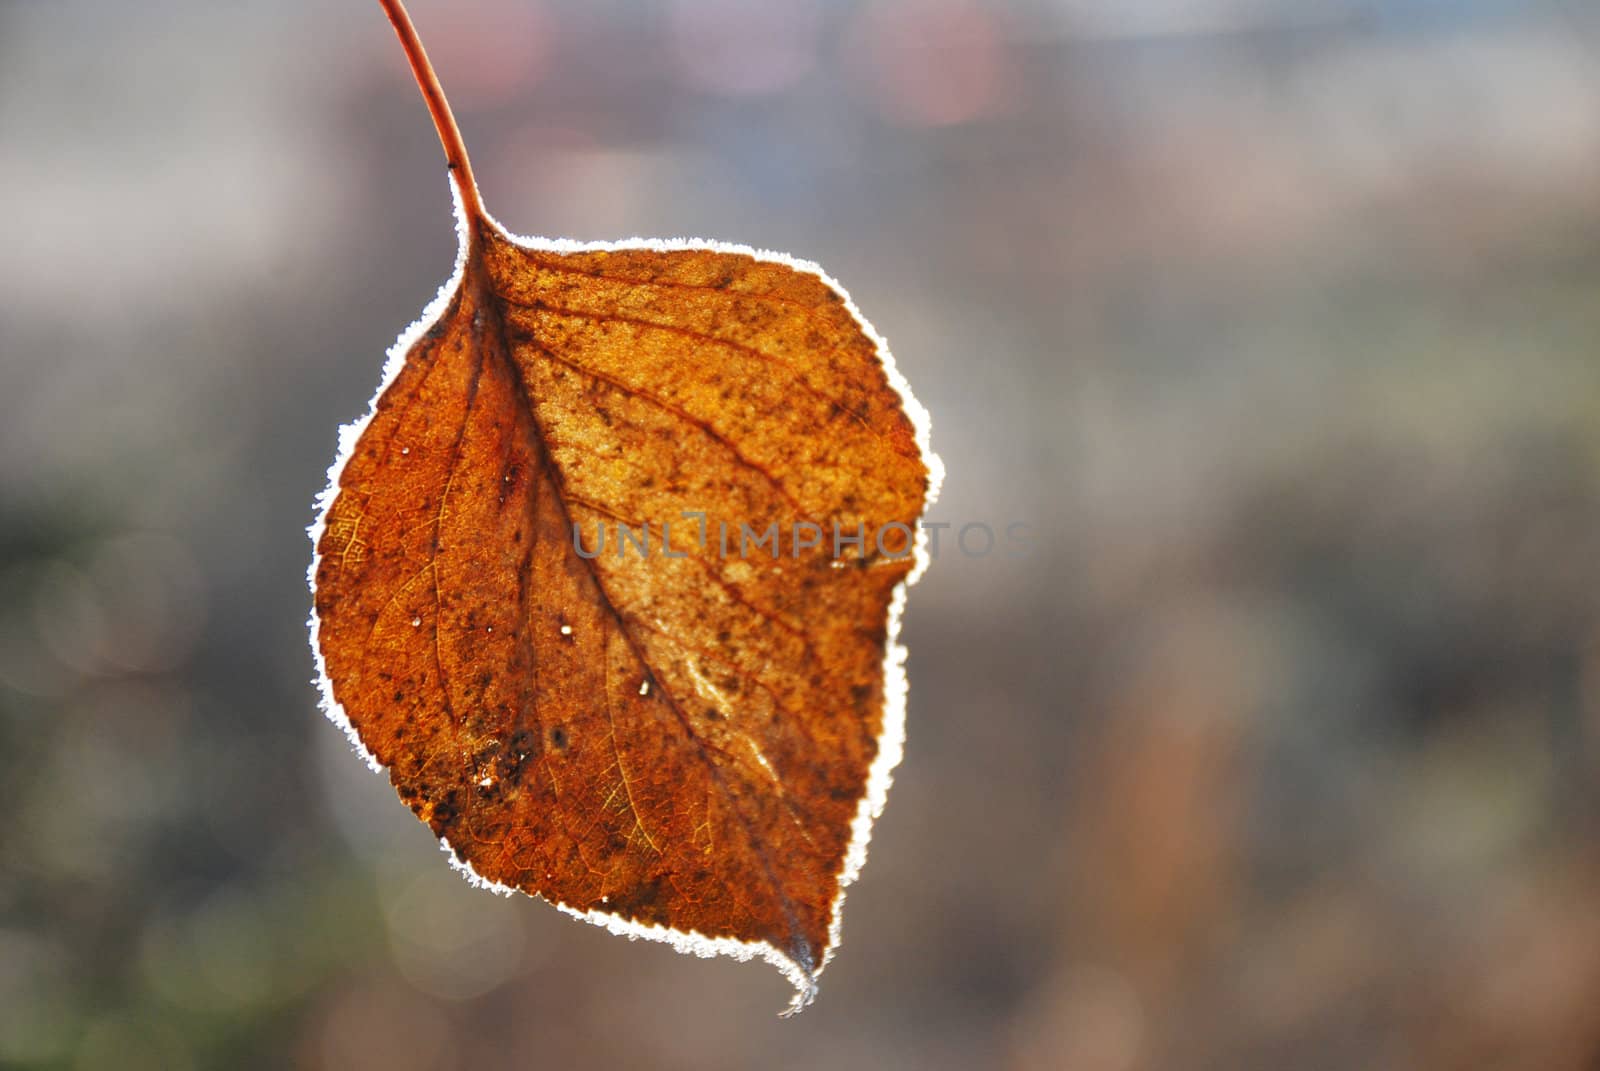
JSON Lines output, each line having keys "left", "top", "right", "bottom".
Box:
{"left": 309, "top": 0, "right": 940, "bottom": 1013}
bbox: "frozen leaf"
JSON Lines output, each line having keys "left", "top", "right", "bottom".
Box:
{"left": 309, "top": 0, "right": 940, "bottom": 1014}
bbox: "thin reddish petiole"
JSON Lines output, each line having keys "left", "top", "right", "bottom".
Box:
{"left": 376, "top": 0, "right": 486, "bottom": 238}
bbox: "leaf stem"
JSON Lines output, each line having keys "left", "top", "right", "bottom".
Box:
{"left": 376, "top": 0, "right": 486, "bottom": 238}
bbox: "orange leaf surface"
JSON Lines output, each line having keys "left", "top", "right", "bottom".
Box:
{"left": 309, "top": 0, "right": 940, "bottom": 1013}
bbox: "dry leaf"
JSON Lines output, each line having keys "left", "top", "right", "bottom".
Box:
{"left": 309, "top": 0, "right": 940, "bottom": 1013}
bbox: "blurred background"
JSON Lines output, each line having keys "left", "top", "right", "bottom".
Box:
{"left": 5, "top": 0, "right": 1600, "bottom": 1067}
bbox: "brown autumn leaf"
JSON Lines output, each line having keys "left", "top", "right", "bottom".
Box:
{"left": 309, "top": 0, "right": 940, "bottom": 1013}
